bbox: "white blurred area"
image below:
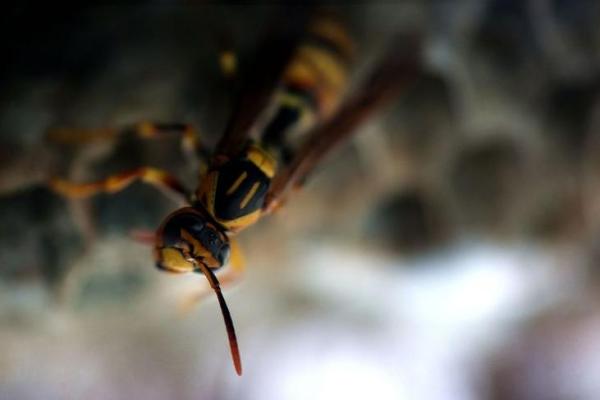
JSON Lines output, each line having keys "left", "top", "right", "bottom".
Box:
{"left": 1, "top": 235, "right": 595, "bottom": 400}
{"left": 3, "top": 2, "right": 600, "bottom": 399}
{"left": 238, "top": 239, "right": 585, "bottom": 400}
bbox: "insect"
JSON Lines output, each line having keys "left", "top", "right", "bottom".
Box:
{"left": 48, "top": 13, "right": 420, "bottom": 376}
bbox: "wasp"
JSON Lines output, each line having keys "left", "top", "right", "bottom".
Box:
{"left": 48, "top": 13, "right": 420, "bottom": 376}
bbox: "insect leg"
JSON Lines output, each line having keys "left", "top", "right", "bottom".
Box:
{"left": 49, "top": 167, "right": 189, "bottom": 206}
{"left": 134, "top": 122, "right": 210, "bottom": 165}
{"left": 47, "top": 122, "right": 210, "bottom": 166}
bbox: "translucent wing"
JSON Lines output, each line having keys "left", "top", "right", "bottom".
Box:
{"left": 213, "top": 10, "right": 311, "bottom": 160}
{"left": 264, "top": 36, "right": 422, "bottom": 212}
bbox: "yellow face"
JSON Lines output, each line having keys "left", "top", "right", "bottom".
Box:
{"left": 154, "top": 207, "right": 230, "bottom": 273}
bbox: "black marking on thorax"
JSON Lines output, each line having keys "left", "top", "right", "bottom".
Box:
{"left": 213, "top": 159, "right": 271, "bottom": 221}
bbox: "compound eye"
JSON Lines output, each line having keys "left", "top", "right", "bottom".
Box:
{"left": 202, "top": 228, "right": 222, "bottom": 249}
{"left": 161, "top": 212, "right": 206, "bottom": 247}
{"left": 218, "top": 243, "right": 231, "bottom": 266}
{"left": 207, "top": 230, "right": 218, "bottom": 244}
{"left": 189, "top": 220, "right": 205, "bottom": 234}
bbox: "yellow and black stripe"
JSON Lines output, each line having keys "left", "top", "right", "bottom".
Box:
{"left": 262, "top": 15, "right": 354, "bottom": 151}
{"left": 196, "top": 143, "right": 276, "bottom": 232}
{"left": 193, "top": 16, "right": 353, "bottom": 234}
{"left": 281, "top": 15, "right": 353, "bottom": 116}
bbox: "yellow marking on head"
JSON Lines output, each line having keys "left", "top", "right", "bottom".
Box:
{"left": 246, "top": 144, "right": 277, "bottom": 178}
{"left": 181, "top": 229, "right": 220, "bottom": 268}
{"left": 226, "top": 172, "right": 248, "bottom": 195}
{"left": 159, "top": 248, "right": 195, "bottom": 273}
{"left": 240, "top": 182, "right": 260, "bottom": 209}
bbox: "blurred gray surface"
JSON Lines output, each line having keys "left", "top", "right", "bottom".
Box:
{"left": 2, "top": 2, "right": 600, "bottom": 400}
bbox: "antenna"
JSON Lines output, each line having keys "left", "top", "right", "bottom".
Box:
{"left": 193, "top": 261, "right": 243, "bottom": 376}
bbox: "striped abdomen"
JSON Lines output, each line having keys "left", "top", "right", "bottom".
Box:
{"left": 261, "top": 15, "right": 354, "bottom": 154}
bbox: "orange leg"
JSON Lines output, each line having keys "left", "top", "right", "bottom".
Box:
{"left": 134, "top": 122, "right": 208, "bottom": 163}
{"left": 47, "top": 121, "right": 209, "bottom": 165}
{"left": 50, "top": 166, "right": 189, "bottom": 206}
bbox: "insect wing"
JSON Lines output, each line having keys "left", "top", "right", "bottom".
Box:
{"left": 264, "top": 36, "right": 422, "bottom": 212}
{"left": 214, "top": 11, "right": 311, "bottom": 160}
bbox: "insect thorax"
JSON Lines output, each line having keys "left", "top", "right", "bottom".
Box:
{"left": 196, "top": 143, "right": 276, "bottom": 233}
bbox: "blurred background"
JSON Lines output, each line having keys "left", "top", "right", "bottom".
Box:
{"left": 2, "top": 2, "right": 600, "bottom": 399}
